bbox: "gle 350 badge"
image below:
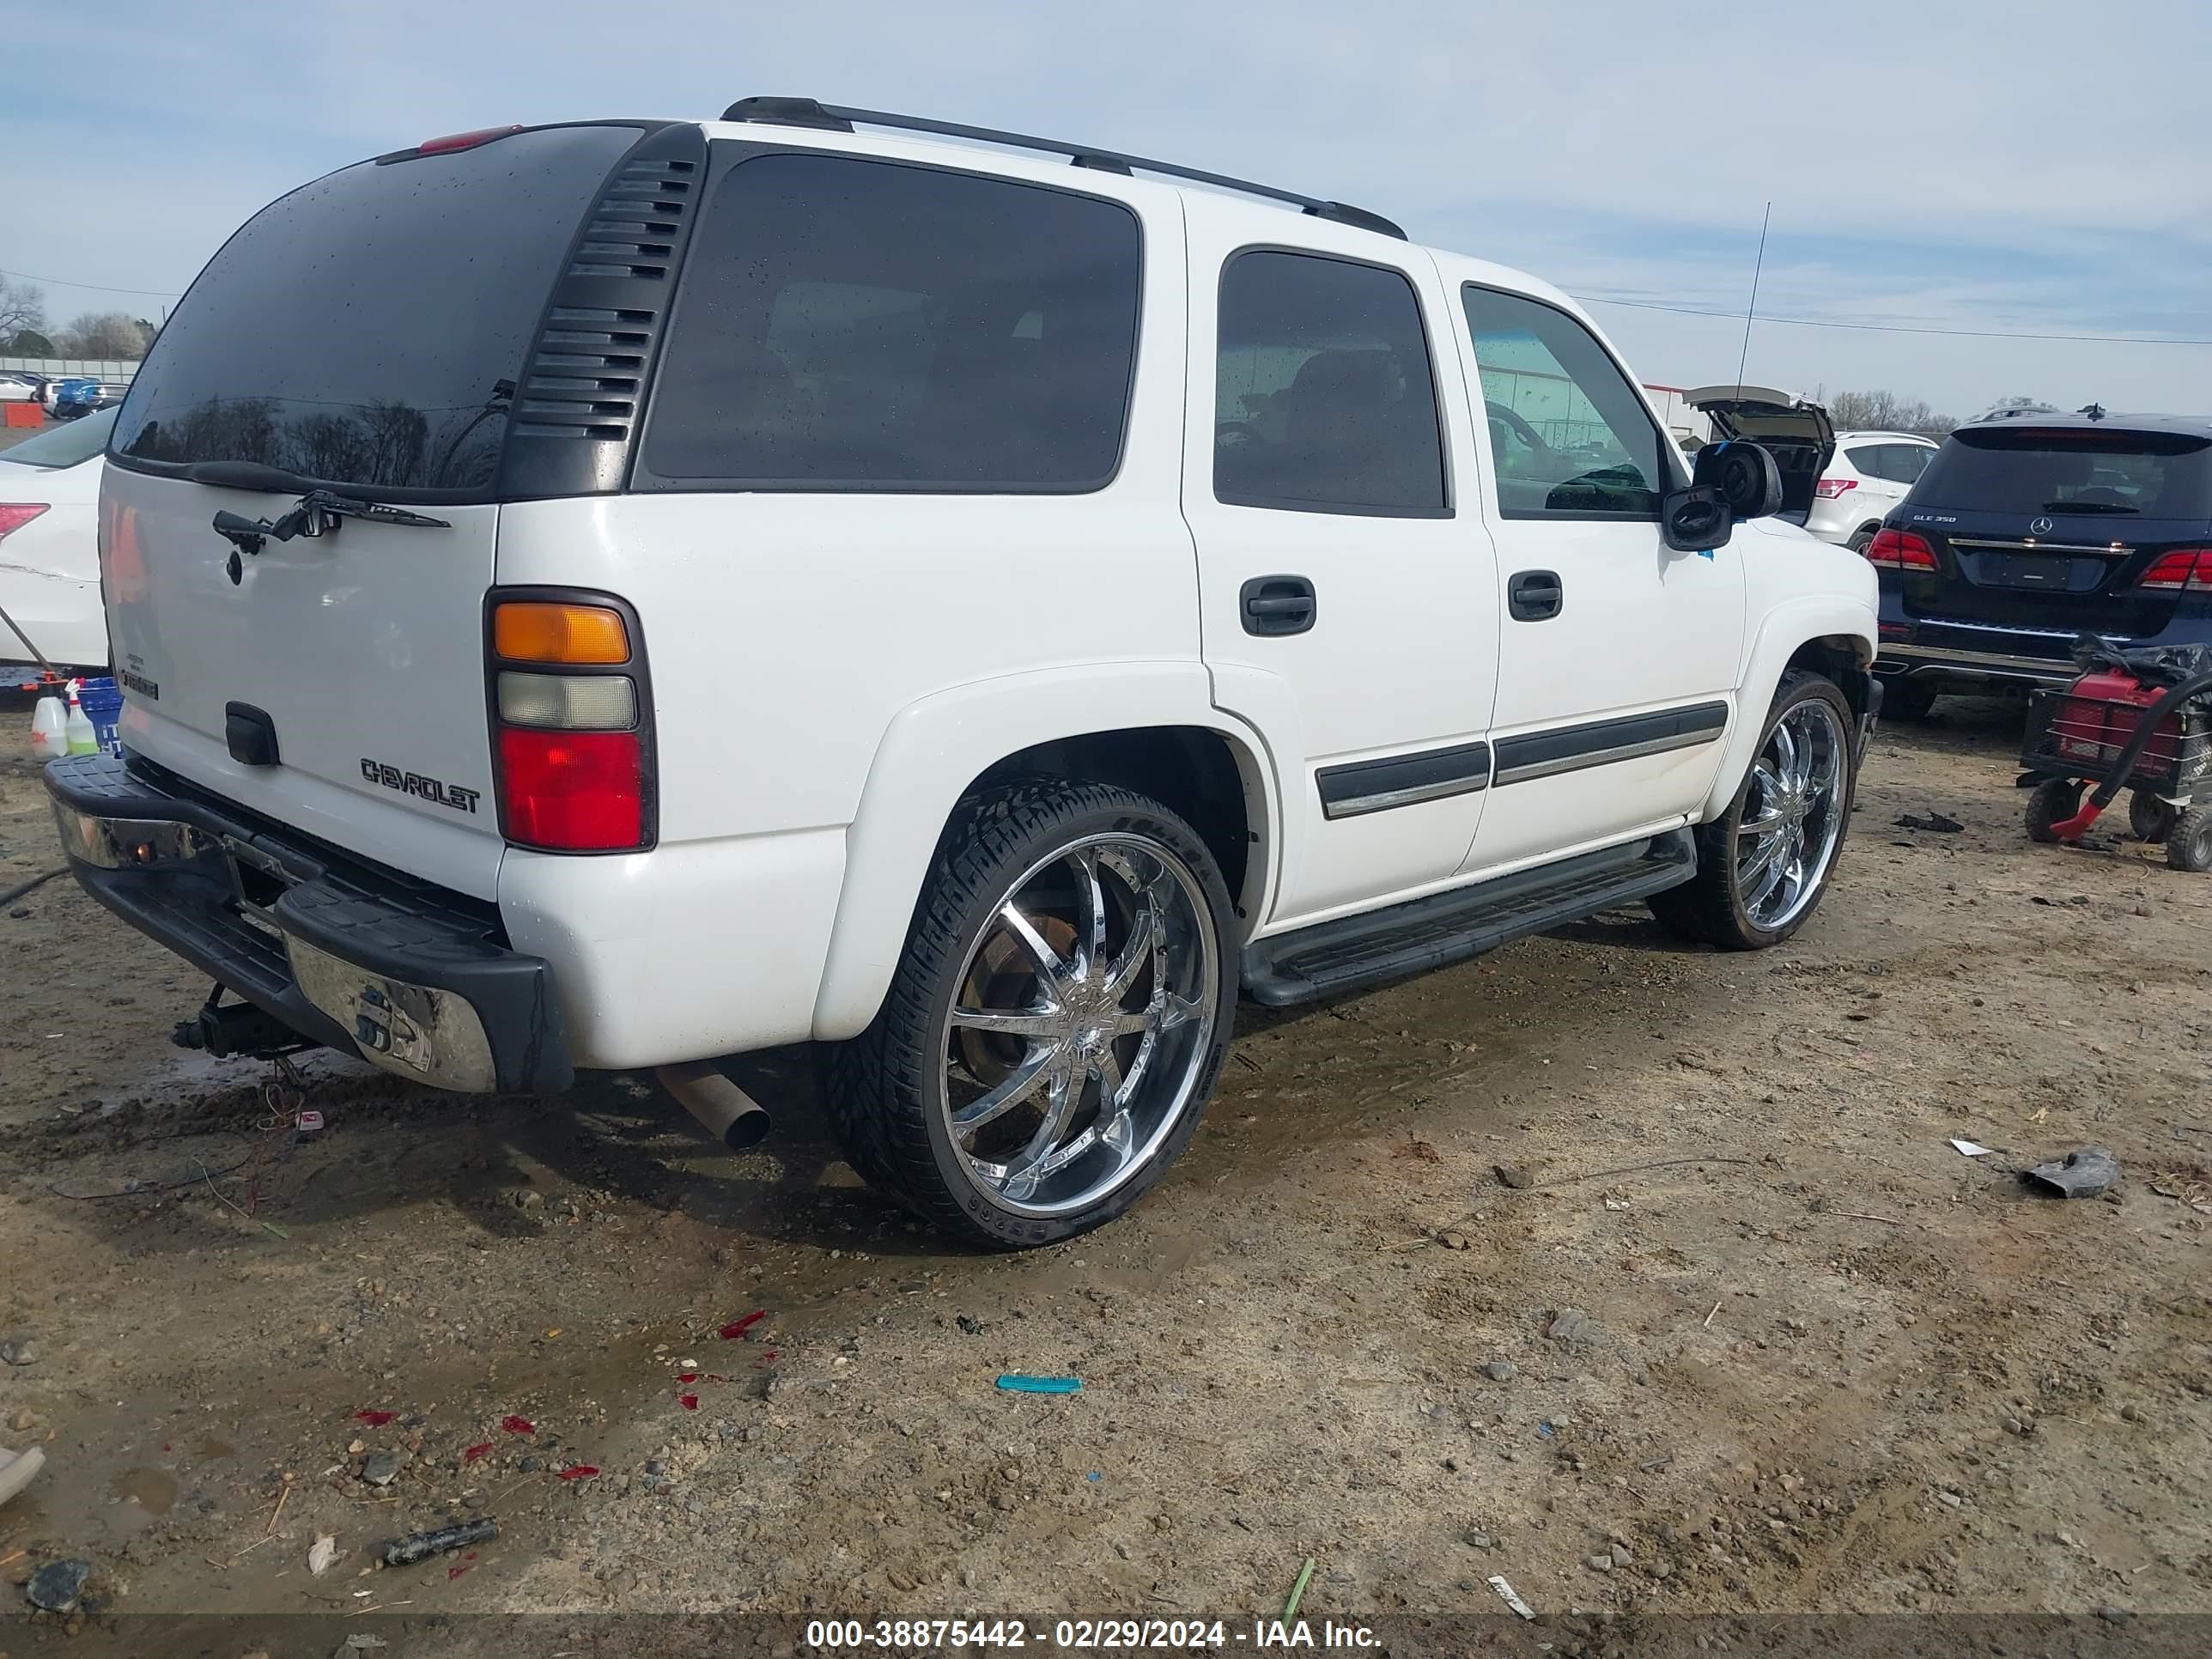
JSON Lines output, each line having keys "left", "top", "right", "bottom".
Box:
{"left": 360, "top": 758, "right": 481, "bottom": 815}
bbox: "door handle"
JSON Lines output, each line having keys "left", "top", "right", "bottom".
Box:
{"left": 1508, "top": 569, "right": 1563, "bottom": 622}
{"left": 1241, "top": 574, "right": 1316, "bottom": 637}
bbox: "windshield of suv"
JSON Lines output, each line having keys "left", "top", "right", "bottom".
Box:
{"left": 107, "top": 124, "right": 638, "bottom": 498}
{"left": 1913, "top": 427, "right": 2212, "bottom": 520}
{"left": 0, "top": 406, "right": 117, "bottom": 469}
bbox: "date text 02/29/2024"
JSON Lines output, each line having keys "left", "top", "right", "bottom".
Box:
{"left": 803, "top": 1619, "right": 1382, "bottom": 1650}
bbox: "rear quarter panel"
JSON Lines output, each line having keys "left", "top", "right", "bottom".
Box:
{"left": 490, "top": 181, "right": 1206, "bottom": 1054}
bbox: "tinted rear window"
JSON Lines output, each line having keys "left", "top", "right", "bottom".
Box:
{"left": 641, "top": 153, "right": 1141, "bottom": 490}
{"left": 1216, "top": 252, "right": 1447, "bottom": 515}
{"left": 1914, "top": 428, "right": 2212, "bottom": 519}
{"left": 108, "top": 125, "right": 637, "bottom": 497}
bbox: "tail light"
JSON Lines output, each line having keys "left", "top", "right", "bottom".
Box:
{"left": 0, "top": 503, "right": 51, "bottom": 541}
{"left": 1813, "top": 477, "right": 1856, "bottom": 501}
{"left": 487, "top": 593, "right": 653, "bottom": 853}
{"left": 2136, "top": 549, "right": 2212, "bottom": 592}
{"left": 1864, "top": 528, "right": 1937, "bottom": 571}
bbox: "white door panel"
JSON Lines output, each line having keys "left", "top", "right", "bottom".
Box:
{"left": 1442, "top": 276, "right": 1746, "bottom": 875}
{"left": 1461, "top": 732, "right": 1726, "bottom": 872}
{"left": 1183, "top": 207, "right": 1501, "bottom": 929}
{"left": 1488, "top": 526, "right": 1742, "bottom": 731}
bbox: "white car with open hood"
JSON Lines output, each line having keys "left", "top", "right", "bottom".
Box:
{"left": 48, "top": 101, "right": 1877, "bottom": 1247}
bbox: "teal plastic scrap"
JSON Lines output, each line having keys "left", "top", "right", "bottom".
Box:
{"left": 995, "top": 1373, "right": 1081, "bottom": 1395}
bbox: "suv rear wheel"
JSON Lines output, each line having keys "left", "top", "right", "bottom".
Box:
{"left": 825, "top": 781, "right": 1236, "bottom": 1249}
{"left": 1650, "top": 671, "right": 1856, "bottom": 951}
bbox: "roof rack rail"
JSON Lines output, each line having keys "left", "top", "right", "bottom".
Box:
{"left": 718, "top": 96, "right": 1407, "bottom": 240}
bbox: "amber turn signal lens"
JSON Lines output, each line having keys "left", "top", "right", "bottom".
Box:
{"left": 493, "top": 602, "right": 629, "bottom": 665}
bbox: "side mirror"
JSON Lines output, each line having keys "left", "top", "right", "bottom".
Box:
{"left": 1661, "top": 485, "right": 1731, "bottom": 554}
{"left": 1692, "top": 439, "right": 1784, "bottom": 520}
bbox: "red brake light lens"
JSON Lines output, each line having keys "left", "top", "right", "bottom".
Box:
{"left": 1864, "top": 528, "right": 1936, "bottom": 570}
{"left": 2137, "top": 549, "right": 2212, "bottom": 592}
{"left": 496, "top": 728, "right": 644, "bottom": 851}
{"left": 0, "top": 503, "right": 50, "bottom": 541}
{"left": 1813, "top": 477, "right": 1856, "bottom": 500}
{"left": 416, "top": 125, "right": 526, "bottom": 156}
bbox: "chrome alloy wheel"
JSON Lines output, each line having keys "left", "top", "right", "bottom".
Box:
{"left": 939, "top": 833, "right": 1218, "bottom": 1218}
{"left": 1735, "top": 697, "right": 1850, "bottom": 933}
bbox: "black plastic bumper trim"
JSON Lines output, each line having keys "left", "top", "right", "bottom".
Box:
{"left": 44, "top": 754, "right": 571, "bottom": 1095}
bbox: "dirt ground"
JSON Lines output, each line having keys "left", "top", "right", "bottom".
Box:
{"left": 0, "top": 696, "right": 2208, "bottom": 1655}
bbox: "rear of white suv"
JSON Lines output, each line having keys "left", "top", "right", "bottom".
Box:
{"left": 44, "top": 105, "right": 1878, "bottom": 1249}
{"left": 1805, "top": 430, "right": 1938, "bottom": 549}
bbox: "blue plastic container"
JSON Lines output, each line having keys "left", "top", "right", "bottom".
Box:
{"left": 76, "top": 677, "right": 124, "bottom": 757}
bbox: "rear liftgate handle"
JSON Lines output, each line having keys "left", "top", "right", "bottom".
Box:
{"left": 1241, "top": 574, "right": 1316, "bottom": 637}
{"left": 1508, "top": 569, "right": 1564, "bottom": 622}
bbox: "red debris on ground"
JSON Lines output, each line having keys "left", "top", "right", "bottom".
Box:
{"left": 462, "top": 1442, "right": 493, "bottom": 1465}
{"left": 556, "top": 1464, "right": 599, "bottom": 1480}
{"left": 679, "top": 1394, "right": 699, "bottom": 1411}
{"left": 448, "top": 1565, "right": 470, "bottom": 1581}
{"left": 501, "top": 1415, "right": 535, "bottom": 1435}
{"left": 718, "top": 1310, "right": 767, "bottom": 1340}
{"left": 354, "top": 1410, "right": 398, "bottom": 1426}
{"left": 678, "top": 1372, "right": 698, "bottom": 1383}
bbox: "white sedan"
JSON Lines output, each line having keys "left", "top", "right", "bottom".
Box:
{"left": 0, "top": 406, "right": 112, "bottom": 672}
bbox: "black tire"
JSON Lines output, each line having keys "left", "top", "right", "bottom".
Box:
{"left": 1650, "top": 670, "right": 1856, "bottom": 951}
{"left": 1846, "top": 526, "right": 1881, "bottom": 554}
{"left": 2166, "top": 806, "right": 2212, "bottom": 872}
{"left": 1881, "top": 677, "right": 1938, "bottom": 722}
{"left": 823, "top": 780, "right": 1236, "bottom": 1249}
{"left": 2129, "top": 791, "right": 2178, "bottom": 845}
{"left": 2025, "top": 777, "right": 2083, "bottom": 843}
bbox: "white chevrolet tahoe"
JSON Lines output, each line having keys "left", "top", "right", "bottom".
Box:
{"left": 49, "top": 100, "right": 1879, "bottom": 1248}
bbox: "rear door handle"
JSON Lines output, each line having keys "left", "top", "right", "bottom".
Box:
{"left": 1241, "top": 574, "right": 1316, "bottom": 637}
{"left": 1508, "top": 569, "right": 1563, "bottom": 622}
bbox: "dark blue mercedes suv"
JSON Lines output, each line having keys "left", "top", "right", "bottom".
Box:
{"left": 1868, "top": 410, "right": 2212, "bottom": 717}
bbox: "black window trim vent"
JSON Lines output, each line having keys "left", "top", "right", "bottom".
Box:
{"left": 495, "top": 124, "right": 711, "bottom": 501}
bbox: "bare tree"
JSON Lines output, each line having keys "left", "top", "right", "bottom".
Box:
{"left": 1821, "top": 388, "right": 1959, "bottom": 440}
{"left": 0, "top": 276, "right": 45, "bottom": 341}
{"left": 57, "top": 310, "right": 153, "bottom": 359}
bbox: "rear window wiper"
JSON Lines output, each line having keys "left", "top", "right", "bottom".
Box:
{"left": 2039, "top": 499, "right": 2138, "bottom": 515}
{"left": 212, "top": 489, "right": 451, "bottom": 556}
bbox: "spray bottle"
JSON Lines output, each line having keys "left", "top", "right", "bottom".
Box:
{"left": 64, "top": 681, "right": 98, "bottom": 756}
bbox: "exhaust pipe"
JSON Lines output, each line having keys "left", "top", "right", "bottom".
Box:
{"left": 656, "top": 1060, "right": 771, "bottom": 1152}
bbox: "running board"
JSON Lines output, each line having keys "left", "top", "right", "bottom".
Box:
{"left": 1240, "top": 830, "right": 1697, "bottom": 1007}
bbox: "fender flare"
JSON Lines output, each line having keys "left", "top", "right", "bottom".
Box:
{"left": 809, "top": 660, "right": 1280, "bottom": 1041}
{"left": 1700, "top": 597, "right": 1877, "bottom": 822}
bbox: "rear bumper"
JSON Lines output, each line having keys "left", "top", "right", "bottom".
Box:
{"left": 1872, "top": 601, "right": 2212, "bottom": 690}
{"left": 1874, "top": 640, "right": 2081, "bottom": 687}
{"left": 45, "top": 753, "right": 571, "bottom": 1095}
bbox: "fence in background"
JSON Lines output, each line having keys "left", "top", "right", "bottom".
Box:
{"left": 1, "top": 357, "right": 141, "bottom": 381}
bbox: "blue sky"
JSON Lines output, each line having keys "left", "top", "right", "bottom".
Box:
{"left": 9, "top": 0, "right": 2209, "bottom": 416}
